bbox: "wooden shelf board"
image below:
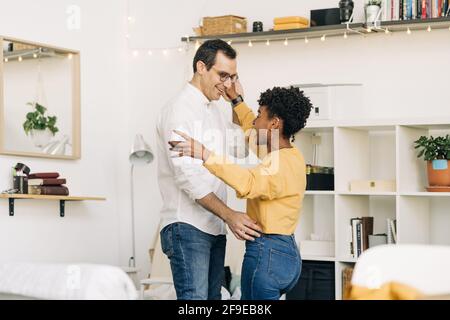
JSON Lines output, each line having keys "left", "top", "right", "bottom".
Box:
{"left": 0, "top": 194, "right": 106, "bottom": 201}
{"left": 302, "top": 255, "right": 336, "bottom": 262}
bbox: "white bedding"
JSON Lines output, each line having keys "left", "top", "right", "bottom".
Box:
{"left": 0, "top": 263, "right": 138, "bottom": 300}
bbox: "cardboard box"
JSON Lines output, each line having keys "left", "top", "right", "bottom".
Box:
{"left": 349, "top": 180, "right": 396, "bottom": 192}
{"left": 299, "top": 240, "right": 335, "bottom": 257}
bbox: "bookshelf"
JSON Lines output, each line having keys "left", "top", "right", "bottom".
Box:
{"left": 0, "top": 194, "right": 106, "bottom": 217}
{"left": 293, "top": 118, "right": 450, "bottom": 300}
{"left": 181, "top": 16, "right": 450, "bottom": 44}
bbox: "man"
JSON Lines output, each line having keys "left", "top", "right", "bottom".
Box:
{"left": 156, "top": 40, "right": 262, "bottom": 300}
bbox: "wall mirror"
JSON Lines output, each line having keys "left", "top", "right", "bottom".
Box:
{"left": 0, "top": 36, "right": 80, "bottom": 159}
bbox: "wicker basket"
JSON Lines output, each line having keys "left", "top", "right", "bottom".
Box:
{"left": 202, "top": 15, "right": 247, "bottom": 35}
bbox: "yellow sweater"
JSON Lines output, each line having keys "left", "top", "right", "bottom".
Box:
{"left": 203, "top": 102, "right": 306, "bottom": 235}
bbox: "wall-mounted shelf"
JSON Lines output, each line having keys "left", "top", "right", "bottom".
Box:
{"left": 0, "top": 194, "right": 106, "bottom": 217}
{"left": 181, "top": 16, "right": 450, "bottom": 44}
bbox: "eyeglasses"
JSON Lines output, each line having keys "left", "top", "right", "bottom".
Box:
{"left": 212, "top": 66, "right": 239, "bottom": 83}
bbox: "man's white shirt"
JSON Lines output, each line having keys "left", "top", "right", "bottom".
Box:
{"left": 156, "top": 83, "right": 237, "bottom": 236}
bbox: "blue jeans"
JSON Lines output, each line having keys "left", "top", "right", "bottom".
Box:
{"left": 160, "top": 222, "right": 226, "bottom": 300}
{"left": 241, "top": 234, "right": 301, "bottom": 300}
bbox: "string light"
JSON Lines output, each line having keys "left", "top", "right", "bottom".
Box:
{"left": 343, "top": 32, "right": 348, "bottom": 39}
{"left": 4, "top": 58, "right": 8, "bottom": 62}
{"left": 266, "top": 39, "right": 270, "bottom": 46}
{"left": 227, "top": 40, "right": 232, "bottom": 45}
{"left": 68, "top": 53, "right": 73, "bottom": 60}
{"left": 163, "top": 49, "right": 168, "bottom": 55}
{"left": 284, "top": 38, "right": 289, "bottom": 46}
{"left": 248, "top": 40, "right": 253, "bottom": 47}
{"left": 427, "top": 25, "right": 431, "bottom": 32}
{"left": 132, "top": 50, "right": 139, "bottom": 57}
{"left": 407, "top": 27, "right": 411, "bottom": 35}
{"left": 321, "top": 35, "right": 326, "bottom": 42}
{"left": 33, "top": 53, "right": 38, "bottom": 58}
{"left": 385, "top": 27, "right": 390, "bottom": 34}
{"left": 304, "top": 37, "right": 309, "bottom": 44}
{"left": 126, "top": 34, "right": 130, "bottom": 39}
{"left": 177, "top": 47, "right": 183, "bottom": 52}
{"left": 147, "top": 50, "right": 153, "bottom": 56}
{"left": 366, "top": 27, "right": 372, "bottom": 33}
{"left": 127, "top": 16, "right": 135, "bottom": 23}
{"left": 18, "top": 56, "right": 22, "bottom": 62}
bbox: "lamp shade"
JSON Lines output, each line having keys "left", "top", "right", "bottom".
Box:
{"left": 129, "top": 134, "right": 153, "bottom": 165}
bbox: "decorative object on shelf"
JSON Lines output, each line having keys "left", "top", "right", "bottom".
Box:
{"left": 23, "top": 101, "right": 59, "bottom": 148}
{"left": 414, "top": 134, "right": 450, "bottom": 188}
{"left": 368, "top": 234, "right": 387, "bottom": 248}
{"left": 128, "top": 134, "right": 154, "bottom": 269}
{"left": 201, "top": 15, "right": 247, "bottom": 36}
{"left": 339, "top": 0, "right": 354, "bottom": 23}
{"left": 252, "top": 21, "right": 263, "bottom": 32}
{"left": 349, "top": 180, "right": 396, "bottom": 192}
{"left": 12, "top": 163, "right": 31, "bottom": 194}
{"left": 310, "top": 8, "right": 341, "bottom": 26}
{"left": 365, "top": 0, "right": 382, "bottom": 24}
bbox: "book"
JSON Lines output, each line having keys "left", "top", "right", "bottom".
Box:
{"left": 356, "top": 222, "right": 362, "bottom": 257}
{"left": 28, "top": 172, "right": 60, "bottom": 179}
{"left": 28, "top": 185, "right": 69, "bottom": 196}
{"left": 28, "top": 178, "right": 67, "bottom": 186}
{"left": 351, "top": 218, "right": 362, "bottom": 258}
{"left": 361, "top": 216, "right": 374, "bottom": 251}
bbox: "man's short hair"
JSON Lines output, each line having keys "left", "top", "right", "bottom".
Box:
{"left": 193, "top": 39, "right": 237, "bottom": 73}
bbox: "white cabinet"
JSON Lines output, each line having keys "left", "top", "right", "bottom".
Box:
{"left": 293, "top": 118, "right": 450, "bottom": 300}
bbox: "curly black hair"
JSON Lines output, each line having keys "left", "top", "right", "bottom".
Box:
{"left": 257, "top": 86, "right": 313, "bottom": 142}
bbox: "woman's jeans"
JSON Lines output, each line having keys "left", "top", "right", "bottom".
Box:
{"left": 241, "top": 234, "right": 301, "bottom": 300}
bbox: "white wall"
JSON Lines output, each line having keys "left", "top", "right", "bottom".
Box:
{"left": 2, "top": 0, "right": 449, "bottom": 283}
{"left": 0, "top": 0, "right": 129, "bottom": 266}
{"left": 126, "top": 0, "right": 450, "bottom": 278}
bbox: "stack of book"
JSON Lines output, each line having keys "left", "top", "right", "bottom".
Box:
{"left": 349, "top": 217, "right": 374, "bottom": 258}
{"left": 27, "top": 172, "right": 69, "bottom": 196}
{"left": 273, "top": 16, "right": 309, "bottom": 31}
{"left": 383, "top": 0, "right": 449, "bottom": 21}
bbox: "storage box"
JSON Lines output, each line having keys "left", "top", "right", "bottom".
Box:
{"left": 349, "top": 180, "right": 396, "bottom": 192}
{"left": 202, "top": 15, "right": 247, "bottom": 35}
{"left": 306, "top": 165, "right": 334, "bottom": 191}
{"left": 291, "top": 84, "right": 363, "bottom": 121}
{"left": 310, "top": 8, "right": 341, "bottom": 26}
{"left": 299, "top": 240, "right": 335, "bottom": 257}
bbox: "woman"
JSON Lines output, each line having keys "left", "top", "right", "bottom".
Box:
{"left": 169, "top": 85, "right": 312, "bottom": 300}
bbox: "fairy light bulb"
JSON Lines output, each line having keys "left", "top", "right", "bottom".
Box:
{"left": 68, "top": 53, "right": 73, "bottom": 60}
{"left": 177, "top": 47, "right": 183, "bottom": 52}
{"left": 163, "top": 49, "right": 168, "bottom": 55}
{"left": 33, "top": 53, "right": 38, "bottom": 58}
{"left": 367, "top": 27, "right": 372, "bottom": 33}
{"left": 18, "top": 56, "right": 22, "bottom": 62}
{"left": 266, "top": 39, "right": 270, "bottom": 46}
{"left": 407, "top": 27, "right": 411, "bottom": 35}
{"left": 321, "top": 35, "right": 326, "bottom": 42}
{"left": 427, "top": 25, "right": 431, "bottom": 32}
{"left": 248, "top": 40, "right": 253, "bottom": 47}
{"left": 132, "top": 50, "right": 139, "bottom": 57}
{"left": 147, "top": 50, "right": 153, "bottom": 56}
{"left": 343, "top": 32, "right": 348, "bottom": 39}
{"left": 227, "top": 40, "right": 232, "bottom": 45}
{"left": 385, "top": 28, "right": 390, "bottom": 34}
{"left": 4, "top": 58, "right": 8, "bottom": 62}
{"left": 284, "top": 38, "right": 288, "bottom": 46}
{"left": 304, "top": 37, "right": 309, "bottom": 44}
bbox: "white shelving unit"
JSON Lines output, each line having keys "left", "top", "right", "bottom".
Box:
{"left": 293, "top": 118, "right": 450, "bottom": 300}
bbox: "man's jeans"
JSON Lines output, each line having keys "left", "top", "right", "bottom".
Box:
{"left": 241, "top": 234, "right": 301, "bottom": 300}
{"left": 160, "top": 222, "right": 226, "bottom": 300}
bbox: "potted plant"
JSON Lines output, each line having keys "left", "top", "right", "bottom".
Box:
{"left": 414, "top": 135, "right": 450, "bottom": 188}
{"left": 365, "top": 0, "right": 382, "bottom": 24}
{"left": 23, "top": 102, "right": 59, "bottom": 148}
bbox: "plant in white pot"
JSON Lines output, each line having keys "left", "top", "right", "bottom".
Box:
{"left": 365, "top": 0, "right": 382, "bottom": 24}
{"left": 23, "top": 102, "right": 59, "bottom": 148}
{"left": 414, "top": 135, "right": 450, "bottom": 190}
